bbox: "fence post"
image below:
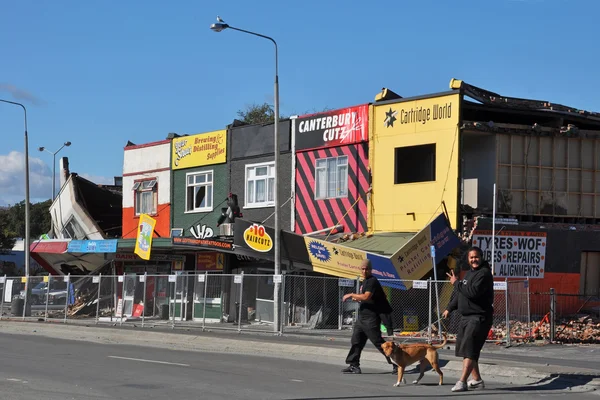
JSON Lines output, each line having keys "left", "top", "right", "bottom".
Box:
{"left": 44, "top": 276, "right": 50, "bottom": 322}
{"left": 64, "top": 274, "right": 71, "bottom": 324}
{"left": 505, "top": 277, "right": 510, "bottom": 346}
{"left": 428, "top": 278, "right": 432, "bottom": 344}
{"left": 171, "top": 274, "right": 177, "bottom": 329}
{"left": 526, "top": 277, "right": 531, "bottom": 339}
{"left": 0, "top": 275, "right": 5, "bottom": 321}
{"left": 237, "top": 272, "right": 244, "bottom": 333}
{"left": 22, "top": 275, "right": 28, "bottom": 320}
{"left": 303, "top": 274, "right": 308, "bottom": 325}
{"left": 95, "top": 274, "right": 102, "bottom": 325}
{"left": 280, "top": 272, "right": 286, "bottom": 335}
{"left": 338, "top": 279, "right": 342, "bottom": 331}
{"left": 550, "top": 287, "right": 556, "bottom": 342}
{"left": 202, "top": 272, "right": 208, "bottom": 331}
{"left": 141, "top": 272, "right": 147, "bottom": 328}
{"left": 120, "top": 273, "right": 126, "bottom": 326}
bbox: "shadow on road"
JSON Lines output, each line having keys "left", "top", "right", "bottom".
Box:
{"left": 497, "top": 373, "right": 600, "bottom": 393}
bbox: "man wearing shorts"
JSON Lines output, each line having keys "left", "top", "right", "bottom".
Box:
{"left": 443, "top": 246, "right": 494, "bottom": 392}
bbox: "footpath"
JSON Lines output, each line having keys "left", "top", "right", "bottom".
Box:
{"left": 0, "top": 320, "right": 599, "bottom": 394}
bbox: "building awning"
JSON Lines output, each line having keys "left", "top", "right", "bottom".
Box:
{"left": 30, "top": 240, "right": 69, "bottom": 254}
{"left": 305, "top": 214, "right": 461, "bottom": 289}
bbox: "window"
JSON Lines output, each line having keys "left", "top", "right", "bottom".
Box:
{"left": 245, "top": 162, "right": 275, "bottom": 208}
{"left": 61, "top": 216, "right": 88, "bottom": 240}
{"left": 186, "top": 171, "right": 213, "bottom": 212}
{"left": 394, "top": 144, "right": 436, "bottom": 184}
{"left": 133, "top": 179, "right": 157, "bottom": 215}
{"left": 315, "top": 155, "right": 348, "bottom": 199}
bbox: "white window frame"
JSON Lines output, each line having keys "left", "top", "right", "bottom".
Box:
{"left": 314, "top": 155, "right": 349, "bottom": 200}
{"left": 245, "top": 161, "right": 275, "bottom": 209}
{"left": 61, "top": 216, "right": 88, "bottom": 240}
{"left": 185, "top": 170, "right": 214, "bottom": 213}
{"left": 134, "top": 179, "right": 158, "bottom": 216}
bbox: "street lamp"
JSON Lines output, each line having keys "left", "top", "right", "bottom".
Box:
{"left": 1, "top": 98, "right": 31, "bottom": 316}
{"left": 210, "top": 16, "right": 282, "bottom": 334}
{"left": 39, "top": 141, "right": 72, "bottom": 200}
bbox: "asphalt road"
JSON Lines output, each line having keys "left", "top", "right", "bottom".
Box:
{"left": 0, "top": 332, "right": 597, "bottom": 399}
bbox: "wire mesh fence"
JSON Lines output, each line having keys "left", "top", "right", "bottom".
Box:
{"left": 1, "top": 273, "right": 596, "bottom": 343}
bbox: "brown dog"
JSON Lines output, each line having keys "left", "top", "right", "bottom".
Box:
{"left": 381, "top": 334, "right": 447, "bottom": 387}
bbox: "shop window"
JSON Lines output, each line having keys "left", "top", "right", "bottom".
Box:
{"left": 394, "top": 144, "right": 436, "bottom": 184}
{"left": 186, "top": 171, "right": 213, "bottom": 212}
{"left": 245, "top": 162, "right": 275, "bottom": 208}
{"left": 133, "top": 179, "right": 157, "bottom": 216}
{"left": 61, "top": 216, "right": 88, "bottom": 240}
{"left": 315, "top": 155, "right": 348, "bottom": 200}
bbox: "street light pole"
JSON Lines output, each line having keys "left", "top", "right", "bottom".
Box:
{"left": 1, "top": 98, "right": 31, "bottom": 314}
{"left": 210, "top": 18, "right": 282, "bottom": 334}
{"left": 39, "top": 141, "right": 72, "bottom": 200}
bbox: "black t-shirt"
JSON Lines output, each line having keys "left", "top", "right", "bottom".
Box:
{"left": 358, "top": 275, "right": 393, "bottom": 319}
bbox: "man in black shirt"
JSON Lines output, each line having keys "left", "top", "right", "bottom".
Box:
{"left": 443, "top": 246, "right": 494, "bottom": 392}
{"left": 341, "top": 259, "right": 395, "bottom": 374}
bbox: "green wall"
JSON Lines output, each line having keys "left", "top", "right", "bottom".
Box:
{"left": 171, "top": 163, "right": 229, "bottom": 237}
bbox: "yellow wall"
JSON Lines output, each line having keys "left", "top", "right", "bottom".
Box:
{"left": 370, "top": 93, "right": 461, "bottom": 232}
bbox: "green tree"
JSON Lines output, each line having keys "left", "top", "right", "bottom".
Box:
{"left": 237, "top": 103, "right": 284, "bottom": 125}
{"left": 2, "top": 200, "right": 51, "bottom": 240}
{"left": 0, "top": 209, "right": 17, "bottom": 253}
{"left": 31, "top": 200, "right": 52, "bottom": 238}
{"left": 236, "top": 103, "right": 333, "bottom": 125}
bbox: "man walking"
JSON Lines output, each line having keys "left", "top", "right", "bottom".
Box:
{"left": 341, "top": 259, "right": 396, "bottom": 374}
{"left": 443, "top": 246, "right": 494, "bottom": 392}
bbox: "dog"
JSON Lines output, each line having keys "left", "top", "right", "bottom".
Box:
{"left": 381, "top": 334, "right": 447, "bottom": 387}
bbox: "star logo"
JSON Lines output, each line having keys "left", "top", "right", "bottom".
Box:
{"left": 397, "top": 255, "right": 404, "bottom": 263}
{"left": 384, "top": 108, "right": 398, "bottom": 128}
{"left": 333, "top": 247, "right": 339, "bottom": 255}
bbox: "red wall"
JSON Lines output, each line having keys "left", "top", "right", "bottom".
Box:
{"left": 122, "top": 206, "right": 171, "bottom": 239}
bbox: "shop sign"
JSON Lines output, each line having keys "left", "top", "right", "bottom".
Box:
{"left": 171, "top": 130, "right": 227, "bottom": 169}
{"left": 196, "top": 252, "right": 224, "bottom": 271}
{"left": 68, "top": 239, "right": 118, "bottom": 253}
{"left": 472, "top": 231, "right": 547, "bottom": 278}
{"left": 243, "top": 223, "right": 273, "bottom": 252}
{"left": 190, "top": 224, "right": 214, "bottom": 240}
{"left": 295, "top": 104, "right": 368, "bottom": 150}
{"left": 114, "top": 253, "right": 186, "bottom": 262}
{"left": 172, "top": 236, "right": 233, "bottom": 251}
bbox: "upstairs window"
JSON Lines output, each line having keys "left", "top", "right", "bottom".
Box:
{"left": 61, "top": 216, "right": 88, "bottom": 240}
{"left": 394, "top": 144, "right": 436, "bottom": 184}
{"left": 245, "top": 162, "right": 275, "bottom": 208}
{"left": 315, "top": 155, "right": 348, "bottom": 199}
{"left": 186, "top": 171, "right": 213, "bottom": 212}
{"left": 133, "top": 179, "right": 157, "bottom": 215}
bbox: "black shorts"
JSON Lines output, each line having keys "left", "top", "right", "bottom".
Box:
{"left": 455, "top": 315, "right": 493, "bottom": 361}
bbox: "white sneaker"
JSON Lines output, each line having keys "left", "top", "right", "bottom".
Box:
{"left": 468, "top": 379, "right": 485, "bottom": 389}
{"left": 451, "top": 381, "right": 468, "bottom": 392}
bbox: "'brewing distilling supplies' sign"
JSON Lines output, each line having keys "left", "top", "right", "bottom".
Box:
{"left": 471, "top": 231, "right": 547, "bottom": 278}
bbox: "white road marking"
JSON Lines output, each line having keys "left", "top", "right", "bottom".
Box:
{"left": 108, "top": 356, "right": 190, "bottom": 367}
{"left": 290, "top": 379, "right": 304, "bottom": 382}
{"left": 6, "top": 378, "right": 28, "bottom": 383}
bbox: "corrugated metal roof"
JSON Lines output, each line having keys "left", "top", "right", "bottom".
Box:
{"left": 340, "top": 232, "right": 415, "bottom": 256}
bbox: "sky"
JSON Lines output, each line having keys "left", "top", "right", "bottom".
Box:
{"left": 1, "top": 0, "right": 599, "bottom": 207}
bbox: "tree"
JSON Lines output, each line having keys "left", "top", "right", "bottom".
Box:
{"left": 236, "top": 102, "right": 333, "bottom": 125}
{"left": 2, "top": 200, "right": 51, "bottom": 240}
{"left": 237, "top": 102, "right": 284, "bottom": 125}
{"left": 0, "top": 209, "right": 16, "bottom": 253}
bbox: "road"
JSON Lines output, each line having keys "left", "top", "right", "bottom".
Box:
{"left": 0, "top": 332, "right": 597, "bottom": 399}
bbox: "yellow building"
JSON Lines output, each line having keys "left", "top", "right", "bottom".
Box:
{"left": 369, "top": 90, "right": 461, "bottom": 232}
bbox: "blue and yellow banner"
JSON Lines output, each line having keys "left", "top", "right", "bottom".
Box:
{"left": 134, "top": 214, "right": 157, "bottom": 260}
{"left": 390, "top": 214, "right": 460, "bottom": 288}
{"left": 304, "top": 237, "right": 405, "bottom": 289}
